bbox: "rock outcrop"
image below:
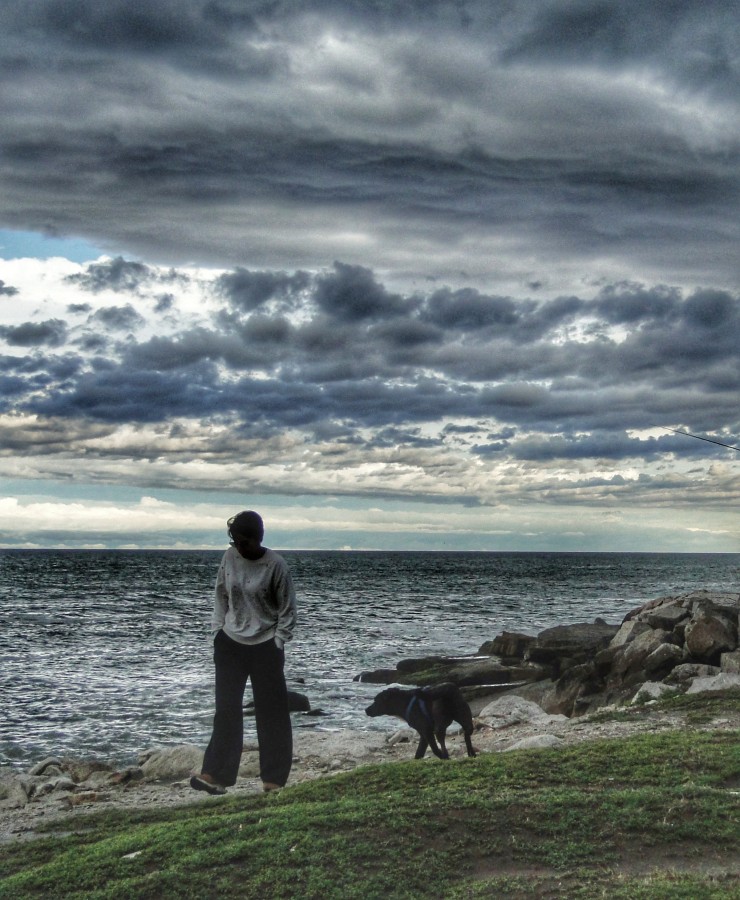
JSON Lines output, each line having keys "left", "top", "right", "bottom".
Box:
{"left": 356, "top": 590, "right": 740, "bottom": 717}
{"left": 1, "top": 757, "right": 113, "bottom": 810}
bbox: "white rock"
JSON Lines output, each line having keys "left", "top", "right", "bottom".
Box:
{"left": 28, "top": 758, "right": 64, "bottom": 777}
{"left": 687, "top": 673, "right": 740, "bottom": 694}
{"left": 18, "top": 775, "right": 46, "bottom": 799}
{"left": 138, "top": 745, "right": 204, "bottom": 780}
{"left": 631, "top": 682, "right": 675, "bottom": 703}
{"left": 80, "top": 771, "right": 118, "bottom": 790}
{"left": 35, "top": 777, "right": 76, "bottom": 797}
{"left": 478, "top": 696, "right": 567, "bottom": 728}
{"left": 237, "top": 756, "right": 260, "bottom": 778}
{"left": 387, "top": 729, "right": 414, "bottom": 745}
{"left": 0, "top": 774, "right": 29, "bottom": 809}
{"left": 502, "top": 735, "right": 564, "bottom": 752}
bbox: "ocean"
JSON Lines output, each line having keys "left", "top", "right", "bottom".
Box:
{"left": 1, "top": 550, "right": 738, "bottom": 769}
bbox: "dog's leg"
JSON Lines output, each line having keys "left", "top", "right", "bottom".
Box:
{"left": 435, "top": 729, "right": 449, "bottom": 759}
{"left": 452, "top": 700, "right": 478, "bottom": 758}
{"left": 415, "top": 736, "right": 429, "bottom": 759}
{"left": 428, "top": 733, "right": 449, "bottom": 760}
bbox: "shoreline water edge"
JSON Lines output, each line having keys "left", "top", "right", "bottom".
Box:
{"left": 3, "top": 549, "right": 738, "bottom": 768}
{"left": 2, "top": 588, "right": 739, "bottom": 844}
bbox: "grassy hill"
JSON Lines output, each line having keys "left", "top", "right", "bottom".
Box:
{"left": 1, "top": 693, "right": 739, "bottom": 899}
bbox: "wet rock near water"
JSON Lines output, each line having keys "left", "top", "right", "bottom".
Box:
{"left": 0, "top": 748, "right": 193, "bottom": 814}
{"left": 244, "top": 690, "right": 327, "bottom": 717}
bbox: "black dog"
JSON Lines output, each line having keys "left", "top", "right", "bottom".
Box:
{"left": 365, "top": 683, "right": 477, "bottom": 760}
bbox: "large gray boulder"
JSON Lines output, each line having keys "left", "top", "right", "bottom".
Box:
{"left": 686, "top": 673, "right": 740, "bottom": 694}
{"left": 356, "top": 655, "right": 550, "bottom": 687}
{"left": 524, "top": 622, "right": 620, "bottom": 673}
{"left": 138, "top": 745, "right": 203, "bottom": 781}
{"left": 684, "top": 610, "right": 737, "bottom": 662}
{"left": 478, "top": 631, "right": 536, "bottom": 660}
{"left": 412, "top": 656, "right": 549, "bottom": 687}
{"left": 610, "top": 618, "right": 652, "bottom": 648}
{"left": 644, "top": 604, "right": 690, "bottom": 631}
{"left": 643, "top": 642, "right": 685, "bottom": 675}
{"left": 665, "top": 663, "right": 721, "bottom": 685}
{"left": 477, "top": 695, "right": 567, "bottom": 728}
{"left": 0, "top": 770, "right": 29, "bottom": 809}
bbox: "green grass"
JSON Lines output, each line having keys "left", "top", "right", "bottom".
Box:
{"left": 1, "top": 726, "right": 738, "bottom": 899}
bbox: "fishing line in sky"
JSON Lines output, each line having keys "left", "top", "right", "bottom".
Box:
{"left": 657, "top": 426, "right": 740, "bottom": 453}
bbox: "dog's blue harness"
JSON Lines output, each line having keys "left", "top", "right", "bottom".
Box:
{"left": 405, "top": 694, "right": 432, "bottom": 724}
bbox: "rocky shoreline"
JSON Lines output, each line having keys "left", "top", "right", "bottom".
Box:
{"left": 2, "top": 589, "right": 739, "bottom": 845}
{"left": 357, "top": 589, "right": 740, "bottom": 716}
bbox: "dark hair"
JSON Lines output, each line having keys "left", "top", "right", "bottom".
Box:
{"left": 227, "top": 510, "right": 264, "bottom": 542}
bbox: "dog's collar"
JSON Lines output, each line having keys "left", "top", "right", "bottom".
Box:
{"left": 406, "top": 694, "right": 432, "bottom": 724}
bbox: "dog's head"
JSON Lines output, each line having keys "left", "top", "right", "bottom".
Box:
{"left": 365, "top": 687, "right": 405, "bottom": 717}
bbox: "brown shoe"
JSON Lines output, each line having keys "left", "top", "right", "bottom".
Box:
{"left": 262, "top": 782, "right": 282, "bottom": 793}
{"left": 190, "top": 775, "right": 227, "bottom": 796}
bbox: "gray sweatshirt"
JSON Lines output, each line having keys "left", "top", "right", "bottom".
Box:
{"left": 212, "top": 546, "right": 297, "bottom": 649}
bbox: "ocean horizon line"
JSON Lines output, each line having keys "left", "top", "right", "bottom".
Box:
{"left": 1, "top": 547, "right": 738, "bottom": 556}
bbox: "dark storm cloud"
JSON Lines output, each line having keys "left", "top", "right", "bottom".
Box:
{"left": 27, "top": 361, "right": 227, "bottom": 424}
{"left": 0, "top": 319, "right": 68, "bottom": 347}
{"left": 0, "top": 351, "right": 82, "bottom": 412}
{"left": 610, "top": 290, "right": 740, "bottom": 389}
{"left": 367, "top": 426, "right": 440, "bottom": 449}
{"left": 1, "top": 1, "right": 736, "bottom": 287}
{"left": 593, "top": 283, "right": 681, "bottom": 324}
{"left": 66, "top": 257, "right": 153, "bottom": 293}
{"left": 2, "top": 257, "right": 739, "bottom": 476}
{"left": 504, "top": 0, "right": 739, "bottom": 96}
{"left": 239, "top": 313, "right": 293, "bottom": 345}
{"left": 0, "top": 280, "right": 19, "bottom": 296}
{"left": 367, "top": 317, "right": 443, "bottom": 350}
{"left": 314, "top": 263, "right": 414, "bottom": 321}
{"left": 74, "top": 333, "right": 109, "bottom": 353}
{"left": 89, "top": 303, "right": 146, "bottom": 332}
{"left": 125, "top": 328, "right": 264, "bottom": 371}
{"left": 0, "top": 374, "right": 28, "bottom": 408}
{"left": 154, "top": 293, "right": 175, "bottom": 313}
{"left": 423, "top": 288, "right": 523, "bottom": 331}
{"left": 442, "top": 423, "right": 485, "bottom": 436}
{"left": 36, "top": 0, "right": 239, "bottom": 52}
{"left": 499, "top": 427, "right": 740, "bottom": 464}
{"left": 0, "top": 351, "right": 79, "bottom": 378}
{"left": 77, "top": 265, "right": 736, "bottom": 407}
{"left": 216, "top": 268, "right": 310, "bottom": 312}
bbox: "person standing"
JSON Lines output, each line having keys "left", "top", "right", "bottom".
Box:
{"left": 191, "top": 510, "right": 297, "bottom": 795}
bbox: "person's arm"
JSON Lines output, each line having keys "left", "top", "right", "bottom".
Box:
{"left": 212, "top": 557, "right": 229, "bottom": 634}
{"left": 272, "top": 559, "right": 297, "bottom": 649}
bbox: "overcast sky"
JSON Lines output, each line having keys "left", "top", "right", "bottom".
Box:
{"left": 1, "top": 0, "right": 738, "bottom": 551}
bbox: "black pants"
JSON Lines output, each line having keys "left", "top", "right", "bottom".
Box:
{"left": 202, "top": 630, "right": 292, "bottom": 787}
